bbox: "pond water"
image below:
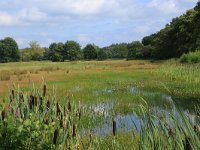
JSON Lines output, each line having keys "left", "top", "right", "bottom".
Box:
{"left": 84, "top": 87, "right": 200, "bottom": 136}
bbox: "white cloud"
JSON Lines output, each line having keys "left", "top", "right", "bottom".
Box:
{"left": 148, "top": 0, "right": 180, "bottom": 14}
{"left": 17, "top": 7, "right": 47, "bottom": 22}
{"left": 77, "top": 34, "right": 91, "bottom": 43}
{"left": 0, "top": 11, "right": 15, "bottom": 26}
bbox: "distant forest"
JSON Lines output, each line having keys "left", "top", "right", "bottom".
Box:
{"left": 0, "top": 2, "right": 200, "bottom": 63}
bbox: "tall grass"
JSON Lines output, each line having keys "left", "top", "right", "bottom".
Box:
{"left": 0, "top": 84, "right": 199, "bottom": 149}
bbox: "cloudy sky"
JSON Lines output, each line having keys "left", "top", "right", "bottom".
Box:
{"left": 0, "top": 0, "right": 198, "bottom": 48}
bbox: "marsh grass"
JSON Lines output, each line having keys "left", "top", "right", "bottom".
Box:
{"left": 0, "top": 83, "right": 199, "bottom": 149}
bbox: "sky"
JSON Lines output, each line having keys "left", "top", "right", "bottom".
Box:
{"left": 0, "top": 0, "right": 198, "bottom": 48}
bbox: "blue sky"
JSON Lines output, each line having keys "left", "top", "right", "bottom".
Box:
{"left": 0, "top": 0, "right": 198, "bottom": 48}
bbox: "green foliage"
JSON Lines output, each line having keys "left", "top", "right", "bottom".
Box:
{"left": 0, "top": 37, "right": 20, "bottom": 63}
{"left": 21, "top": 41, "right": 45, "bottom": 61}
{"left": 97, "top": 49, "right": 107, "bottom": 61}
{"left": 83, "top": 44, "right": 98, "bottom": 60}
{"left": 102, "top": 43, "right": 128, "bottom": 59}
{"left": 180, "top": 50, "right": 200, "bottom": 63}
{"left": 142, "top": 2, "right": 200, "bottom": 59}
{"left": 64, "top": 41, "right": 82, "bottom": 61}
{"left": 127, "top": 41, "right": 144, "bottom": 60}
{"left": 48, "top": 42, "right": 64, "bottom": 62}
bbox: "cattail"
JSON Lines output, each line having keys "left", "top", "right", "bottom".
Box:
{"left": 113, "top": 119, "right": 117, "bottom": 137}
{"left": 29, "top": 97, "right": 33, "bottom": 110}
{"left": 60, "top": 113, "right": 63, "bottom": 128}
{"left": 1, "top": 109, "right": 6, "bottom": 121}
{"left": 11, "top": 89, "right": 15, "bottom": 100}
{"left": 46, "top": 100, "right": 50, "bottom": 108}
{"left": 73, "top": 124, "right": 76, "bottom": 138}
{"left": 34, "top": 97, "right": 38, "bottom": 106}
{"left": 53, "top": 128, "right": 59, "bottom": 145}
{"left": 40, "top": 97, "right": 43, "bottom": 105}
{"left": 184, "top": 137, "right": 192, "bottom": 150}
{"left": 68, "top": 101, "right": 71, "bottom": 112}
{"left": 64, "top": 106, "right": 66, "bottom": 116}
{"left": 43, "top": 84, "right": 46, "bottom": 97}
{"left": 9, "top": 95, "right": 12, "bottom": 103}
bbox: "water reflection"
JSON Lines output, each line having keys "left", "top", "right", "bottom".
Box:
{"left": 85, "top": 87, "right": 199, "bottom": 136}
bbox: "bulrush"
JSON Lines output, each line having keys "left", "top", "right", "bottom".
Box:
{"left": 68, "top": 101, "right": 71, "bottom": 112}
{"left": 113, "top": 119, "right": 117, "bottom": 137}
{"left": 184, "top": 137, "right": 192, "bottom": 150}
{"left": 60, "top": 113, "right": 63, "bottom": 128}
{"left": 53, "top": 128, "right": 59, "bottom": 145}
{"left": 29, "top": 96, "right": 33, "bottom": 110}
{"left": 30, "top": 95, "right": 35, "bottom": 106}
{"left": 34, "top": 96, "right": 38, "bottom": 106}
{"left": 1, "top": 109, "right": 6, "bottom": 121}
{"left": 64, "top": 106, "right": 66, "bottom": 116}
{"left": 43, "top": 84, "right": 46, "bottom": 97}
{"left": 11, "top": 89, "right": 15, "bottom": 100}
{"left": 73, "top": 124, "right": 76, "bottom": 138}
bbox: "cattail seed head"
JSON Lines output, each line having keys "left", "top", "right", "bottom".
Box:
{"left": 60, "top": 113, "right": 63, "bottom": 128}
{"left": 43, "top": 84, "right": 46, "bottom": 97}
{"left": 34, "top": 97, "right": 38, "bottom": 106}
{"left": 29, "top": 97, "right": 33, "bottom": 110}
{"left": 53, "top": 128, "right": 59, "bottom": 145}
{"left": 68, "top": 101, "right": 71, "bottom": 112}
{"left": 113, "top": 119, "right": 117, "bottom": 137}
{"left": 73, "top": 124, "right": 76, "bottom": 138}
{"left": 11, "top": 89, "right": 15, "bottom": 100}
{"left": 185, "top": 137, "right": 192, "bottom": 150}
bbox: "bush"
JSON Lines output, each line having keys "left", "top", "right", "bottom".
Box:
{"left": 180, "top": 50, "right": 200, "bottom": 63}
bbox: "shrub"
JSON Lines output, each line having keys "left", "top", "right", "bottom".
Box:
{"left": 180, "top": 50, "right": 200, "bottom": 63}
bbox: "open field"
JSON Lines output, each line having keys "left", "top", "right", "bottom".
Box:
{"left": 0, "top": 60, "right": 200, "bottom": 149}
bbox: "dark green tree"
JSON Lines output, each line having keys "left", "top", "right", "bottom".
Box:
{"left": 83, "top": 44, "right": 98, "bottom": 60}
{"left": 49, "top": 43, "right": 63, "bottom": 62}
{"left": 127, "top": 41, "right": 143, "bottom": 60}
{"left": 0, "top": 37, "right": 20, "bottom": 63}
{"left": 64, "top": 41, "right": 82, "bottom": 61}
{"left": 97, "top": 49, "right": 107, "bottom": 61}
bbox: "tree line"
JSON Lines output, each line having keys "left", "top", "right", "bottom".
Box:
{"left": 0, "top": 2, "right": 200, "bottom": 63}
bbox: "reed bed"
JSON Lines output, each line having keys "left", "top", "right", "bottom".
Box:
{"left": 0, "top": 84, "right": 199, "bottom": 150}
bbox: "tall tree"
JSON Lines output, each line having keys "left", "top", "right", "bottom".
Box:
{"left": 64, "top": 41, "right": 82, "bottom": 61}
{"left": 83, "top": 44, "right": 98, "bottom": 60}
{"left": 0, "top": 37, "right": 20, "bottom": 63}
